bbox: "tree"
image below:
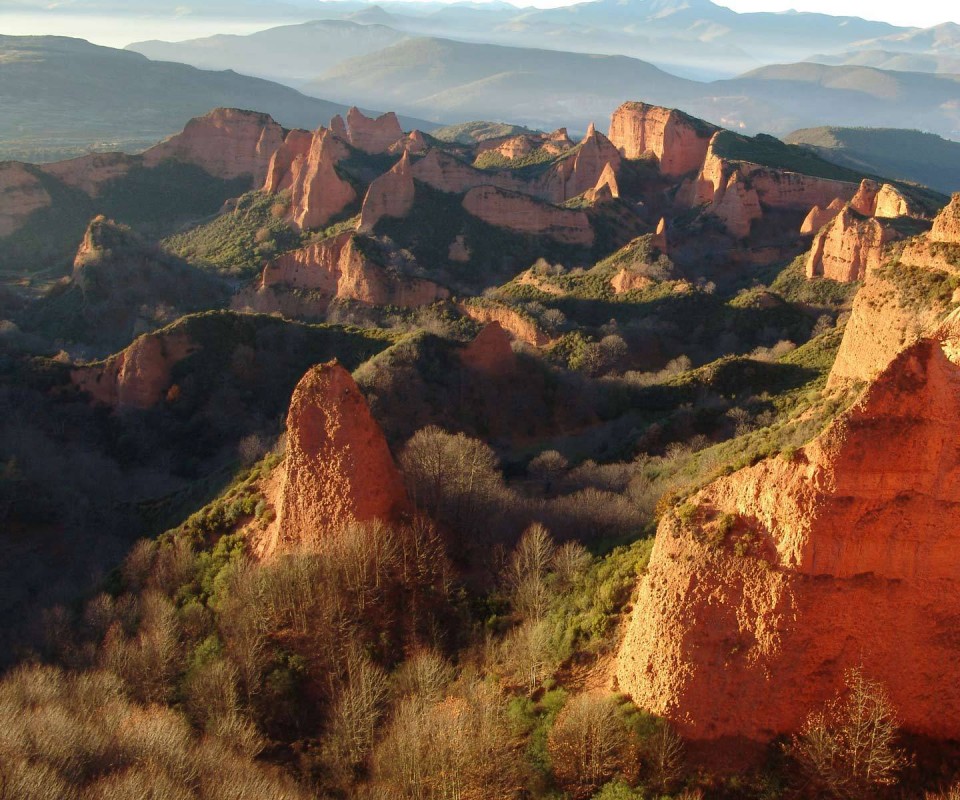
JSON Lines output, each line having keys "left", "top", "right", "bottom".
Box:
{"left": 788, "top": 668, "right": 908, "bottom": 799}
{"left": 548, "top": 693, "right": 635, "bottom": 799}
{"left": 508, "top": 523, "right": 556, "bottom": 621}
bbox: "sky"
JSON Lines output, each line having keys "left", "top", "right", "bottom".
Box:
{"left": 0, "top": 0, "right": 956, "bottom": 49}
{"left": 717, "top": 0, "right": 958, "bottom": 29}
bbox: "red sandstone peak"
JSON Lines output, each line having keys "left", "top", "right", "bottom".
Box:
{"left": 805, "top": 204, "right": 902, "bottom": 282}
{"left": 265, "top": 361, "right": 410, "bottom": 556}
{"left": 584, "top": 162, "right": 620, "bottom": 203}
{"left": 330, "top": 113, "right": 348, "bottom": 140}
{"left": 800, "top": 197, "right": 845, "bottom": 235}
{"left": 358, "top": 151, "right": 415, "bottom": 231}
{"left": 265, "top": 126, "right": 357, "bottom": 231}
{"left": 931, "top": 193, "right": 960, "bottom": 244}
{"left": 344, "top": 107, "right": 405, "bottom": 154}
{"left": 608, "top": 101, "right": 717, "bottom": 177}
{"left": 459, "top": 322, "right": 518, "bottom": 376}
{"left": 653, "top": 217, "right": 668, "bottom": 253}
{"left": 618, "top": 325, "right": 960, "bottom": 744}
{"left": 143, "top": 108, "right": 285, "bottom": 185}
{"left": 72, "top": 330, "right": 197, "bottom": 410}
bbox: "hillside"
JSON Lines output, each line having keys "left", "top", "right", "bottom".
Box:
{"left": 127, "top": 19, "right": 409, "bottom": 87}
{"left": 808, "top": 49, "right": 960, "bottom": 74}
{"left": 786, "top": 126, "right": 960, "bottom": 194}
{"left": 0, "top": 35, "right": 434, "bottom": 162}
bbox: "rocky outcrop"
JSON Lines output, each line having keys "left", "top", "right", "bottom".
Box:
{"left": 849, "top": 178, "right": 915, "bottom": 219}
{"left": 261, "top": 361, "right": 410, "bottom": 556}
{"left": 800, "top": 197, "right": 845, "bottom": 235}
{"left": 610, "top": 270, "right": 654, "bottom": 294}
{"left": 390, "top": 130, "right": 429, "bottom": 156}
{"left": 72, "top": 330, "right": 196, "bottom": 409}
{"left": 652, "top": 217, "right": 668, "bottom": 254}
{"left": 411, "top": 149, "right": 523, "bottom": 195}
{"left": 459, "top": 302, "right": 553, "bottom": 348}
{"left": 584, "top": 162, "right": 620, "bottom": 204}
{"left": 0, "top": 163, "right": 51, "bottom": 237}
{"left": 462, "top": 186, "right": 594, "bottom": 246}
{"left": 143, "top": 108, "right": 285, "bottom": 186}
{"left": 336, "top": 107, "right": 405, "bottom": 154}
{"left": 39, "top": 152, "right": 134, "bottom": 197}
{"left": 682, "top": 138, "right": 858, "bottom": 238}
{"left": 358, "top": 152, "right": 415, "bottom": 231}
{"left": 537, "top": 124, "right": 623, "bottom": 203}
{"left": 265, "top": 127, "right": 357, "bottom": 231}
{"left": 237, "top": 232, "right": 448, "bottom": 315}
{"left": 448, "top": 235, "right": 471, "bottom": 263}
{"left": 475, "top": 128, "right": 573, "bottom": 161}
{"left": 931, "top": 193, "right": 960, "bottom": 244}
{"left": 608, "top": 102, "right": 717, "bottom": 177}
{"left": 805, "top": 206, "right": 902, "bottom": 282}
{"left": 618, "top": 316, "right": 960, "bottom": 744}
{"left": 459, "top": 322, "right": 517, "bottom": 376}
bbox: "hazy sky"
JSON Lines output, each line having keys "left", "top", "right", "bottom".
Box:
{"left": 717, "top": 0, "right": 958, "bottom": 28}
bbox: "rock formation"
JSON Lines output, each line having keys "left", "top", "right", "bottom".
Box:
{"left": 610, "top": 270, "right": 654, "bottom": 294}
{"left": 537, "top": 125, "right": 623, "bottom": 203}
{"left": 265, "top": 127, "right": 357, "bottom": 231}
{"left": 335, "top": 107, "right": 405, "bottom": 154}
{"left": 263, "top": 361, "right": 410, "bottom": 556}
{"left": 608, "top": 102, "right": 717, "bottom": 176}
{"left": 411, "top": 149, "right": 524, "bottom": 196}
{"left": 462, "top": 186, "right": 594, "bottom": 246}
{"left": 800, "top": 197, "right": 845, "bottom": 235}
{"left": 358, "top": 152, "right": 415, "bottom": 231}
{"left": 805, "top": 205, "right": 902, "bottom": 282}
{"left": 618, "top": 313, "right": 960, "bottom": 744}
{"left": 459, "top": 302, "right": 553, "bottom": 348}
{"left": 237, "top": 232, "right": 448, "bottom": 316}
{"left": 143, "top": 108, "right": 285, "bottom": 185}
{"left": 39, "top": 152, "right": 134, "bottom": 197}
{"left": 931, "top": 193, "right": 960, "bottom": 244}
{"left": 0, "top": 163, "right": 51, "bottom": 237}
{"left": 584, "top": 162, "right": 621, "bottom": 204}
{"left": 849, "top": 178, "right": 915, "bottom": 219}
{"left": 72, "top": 329, "right": 196, "bottom": 409}
{"left": 390, "top": 130, "right": 429, "bottom": 156}
{"left": 459, "top": 322, "right": 518, "bottom": 376}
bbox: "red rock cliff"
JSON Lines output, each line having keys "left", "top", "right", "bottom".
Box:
{"left": 263, "top": 361, "right": 410, "bottom": 556}
{"left": 805, "top": 205, "right": 902, "bottom": 282}
{"left": 265, "top": 127, "right": 357, "bottom": 231}
{"left": 608, "top": 102, "right": 717, "bottom": 176}
{"left": 143, "top": 108, "right": 285, "bottom": 185}
{"left": 618, "top": 316, "right": 960, "bottom": 744}
{"left": 462, "top": 186, "right": 594, "bottom": 246}
{"left": 358, "top": 151, "right": 415, "bottom": 231}
{"left": 338, "top": 107, "right": 405, "bottom": 154}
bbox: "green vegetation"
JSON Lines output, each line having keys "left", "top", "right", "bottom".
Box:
{"left": 474, "top": 146, "right": 560, "bottom": 173}
{"left": 432, "top": 120, "right": 539, "bottom": 144}
{"left": 163, "top": 190, "right": 303, "bottom": 278}
{"left": 876, "top": 261, "right": 960, "bottom": 310}
{"left": 712, "top": 130, "right": 864, "bottom": 182}
{"left": 786, "top": 126, "right": 960, "bottom": 195}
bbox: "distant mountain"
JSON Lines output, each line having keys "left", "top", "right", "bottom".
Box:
{"left": 807, "top": 49, "right": 960, "bottom": 75}
{"left": 785, "top": 126, "right": 960, "bottom": 194}
{"left": 852, "top": 21, "right": 960, "bottom": 55}
{"left": 127, "top": 20, "right": 408, "bottom": 87}
{"left": 298, "top": 35, "right": 960, "bottom": 139}
{"left": 304, "top": 37, "right": 700, "bottom": 129}
{"left": 0, "top": 35, "right": 435, "bottom": 162}
{"left": 113, "top": 0, "right": 915, "bottom": 82}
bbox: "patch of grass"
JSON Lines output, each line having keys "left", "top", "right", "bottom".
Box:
{"left": 875, "top": 261, "right": 960, "bottom": 310}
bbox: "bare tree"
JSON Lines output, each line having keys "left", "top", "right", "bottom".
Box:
{"left": 548, "top": 693, "right": 633, "bottom": 799}
{"left": 508, "top": 523, "right": 556, "bottom": 621}
{"left": 788, "top": 668, "right": 908, "bottom": 799}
